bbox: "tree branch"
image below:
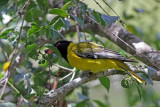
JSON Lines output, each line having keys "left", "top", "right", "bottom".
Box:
{"left": 96, "top": 23, "right": 160, "bottom": 70}
{"left": 38, "top": 62, "right": 160, "bottom": 106}
{"left": 38, "top": 70, "right": 115, "bottom": 107}
{"left": 38, "top": 63, "right": 160, "bottom": 106}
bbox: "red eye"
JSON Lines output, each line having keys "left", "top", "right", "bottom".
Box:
{"left": 45, "top": 49, "right": 54, "bottom": 54}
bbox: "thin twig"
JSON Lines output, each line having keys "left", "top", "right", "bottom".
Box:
{"left": 41, "top": 65, "right": 49, "bottom": 72}
{"left": 101, "top": 0, "right": 125, "bottom": 26}
{"left": 72, "top": 0, "right": 134, "bottom": 51}
{"left": 73, "top": 9, "right": 81, "bottom": 42}
{"left": 44, "top": 55, "right": 74, "bottom": 72}
{"left": 38, "top": 70, "right": 115, "bottom": 107}
{"left": 0, "top": 71, "right": 9, "bottom": 86}
{"left": 0, "top": 15, "right": 19, "bottom": 32}
{"left": 17, "top": 97, "right": 24, "bottom": 107}
{"left": 0, "top": 78, "right": 8, "bottom": 100}
{"left": 102, "top": 0, "right": 119, "bottom": 17}
{"left": 1, "top": 50, "right": 8, "bottom": 63}
{"left": 10, "top": 0, "right": 31, "bottom": 67}
{"left": 83, "top": 32, "right": 88, "bottom": 41}
{"left": 44, "top": 56, "right": 76, "bottom": 81}
{"left": 94, "top": 0, "right": 125, "bottom": 26}
{"left": 93, "top": 0, "right": 110, "bottom": 15}
{"left": 7, "top": 81, "right": 28, "bottom": 103}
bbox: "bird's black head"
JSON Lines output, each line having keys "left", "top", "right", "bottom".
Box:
{"left": 54, "top": 40, "right": 72, "bottom": 61}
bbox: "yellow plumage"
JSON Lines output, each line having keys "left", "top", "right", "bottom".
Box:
{"left": 46, "top": 40, "right": 146, "bottom": 83}
{"left": 67, "top": 42, "right": 145, "bottom": 83}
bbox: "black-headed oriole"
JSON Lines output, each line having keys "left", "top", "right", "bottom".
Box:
{"left": 45, "top": 40, "right": 146, "bottom": 83}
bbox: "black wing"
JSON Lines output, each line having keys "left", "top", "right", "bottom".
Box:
{"left": 72, "top": 42, "right": 137, "bottom": 63}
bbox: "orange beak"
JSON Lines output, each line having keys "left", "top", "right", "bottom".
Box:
{"left": 45, "top": 49, "right": 54, "bottom": 54}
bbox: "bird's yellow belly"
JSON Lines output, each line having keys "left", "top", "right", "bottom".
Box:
{"left": 67, "top": 51, "right": 126, "bottom": 73}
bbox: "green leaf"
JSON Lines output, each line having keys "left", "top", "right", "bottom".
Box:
{"left": 62, "top": 19, "right": 70, "bottom": 30}
{"left": 58, "top": 56, "right": 71, "bottom": 68}
{"left": 51, "top": 28, "right": 65, "bottom": 39}
{"left": 25, "top": 73, "right": 32, "bottom": 94}
{"left": 27, "top": 22, "right": 42, "bottom": 36}
{"left": 119, "top": 50, "right": 127, "bottom": 57}
{"left": 30, "top": 7, "right": 42, "bottom": 18}
{"left": 0, "top": 63, "right": 2, "bottom": 70}
{"left": 45, "top": 28, "right": 51, "bottom": 38}
{"left": 27, "top": 0, "right": 36, "bottom": 10}
{"left": 92, "top": 10, "right": 101, "bottom": 22}
{"left": 0, "top": 39, "right": 14, "bottom": 56}
{"left": 14, "top": 72, "right": 26, "bottom": 82}
{"left": 25, "top": 10, "right": 33, "bottom": 22}
{"left": 25, "top": 1, "right": 37, "bottom": 22}
{"left": 135, "top": 83, "right": 141, "bottom": 100}
{"left": 0, "top": 0, "right": 8, "bottom": 6}
{"left": 46, "top": 28, "right": 53, "bottom": 39}
{"left": 26, "top": 43, "right": 38, "bottom": 55}
{"left": 50, "top": 16, "right": 61, "bottom": 25}
{"left": 34, "top": 72, "right": 48, "bottom": 86}
{"left": 54, "top": 18, "right": 65, "bottom": 30}
{"left": 61, "top": 1, "right": 72, "bottom": 11}
{"left": 101, "top": 14, "right": 119, "bottom": 25}
{"left": 92, "top": 11, "right": 106, "bottom": 27}
{"left": 143, "top": 66, "right": 157, "bottom": 84}
{"left": 99, "top": 77, "right": 110, "bottom": 92}
{"left": 39, "top": 59, "right": 48, "bottom": 67}
{"left": 51, "top": 18, "right": 70, "bottom": 30}
{"left": 37, "top": 0, "right": 46, "bottom": 11}
{"left": 0, "top": 29, "right": 14, "bottom": 39}
{"left": 16, "top": 67, "right": 26, "bottom": 73}
{"left": 79, "top": 3, "right": 88, "bottom": 11}
{"left": 93, "top": 100, "right": 108, "bottom": 107}
{"left": 70, "top": 14, "right": 84, "bottom": 28}
{"left": 52, "top": 29, "right": 60, "bottom": 40}
{"left": 76, "top": 100, "right": 87, "bottom": 107}
{"left": 0, "top": 51, "right": 7, "bottom": 62}
{"left": 49, "top": 8, "right": 68, "bottom": 17}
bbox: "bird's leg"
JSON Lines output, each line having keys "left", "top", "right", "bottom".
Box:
{"left": 69, "top": 68, "right": 76, "bottom": 82}
{"left": 59, "top": 68, "right": 76, "bottom": 82}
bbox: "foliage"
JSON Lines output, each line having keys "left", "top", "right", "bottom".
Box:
{"left": 0, "top": 0, "right": 160, "bottom": 107}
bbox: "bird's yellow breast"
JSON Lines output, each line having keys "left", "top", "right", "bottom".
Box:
{"left": 67, "top": 43, "right": 128, "bottom": 73}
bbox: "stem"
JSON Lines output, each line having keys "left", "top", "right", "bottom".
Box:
{"left": 0, "top": 15, "right": 19, "bottom": 32}
{"left": 73, "top": 9, "right": 81, "bottom": 42}
{"left": 8, "top": 81, "right": 28, "bottom": 103}
{"left": 0, "top": 78, "right": 8, "bottom": 100}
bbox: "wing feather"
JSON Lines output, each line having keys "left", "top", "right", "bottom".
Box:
{"left": 71, "top": 42, "right": 137, "bottom": 63}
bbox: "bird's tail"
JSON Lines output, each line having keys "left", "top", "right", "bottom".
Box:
{"left": 128, "top": 70, "right": 146, "bottom": 83}
{"left": 118, "top": 65, "right": 146, "bottom": 83}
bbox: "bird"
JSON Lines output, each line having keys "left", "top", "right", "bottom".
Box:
{"left": 45, "top": 40, "right": 146, "bottom": 83}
